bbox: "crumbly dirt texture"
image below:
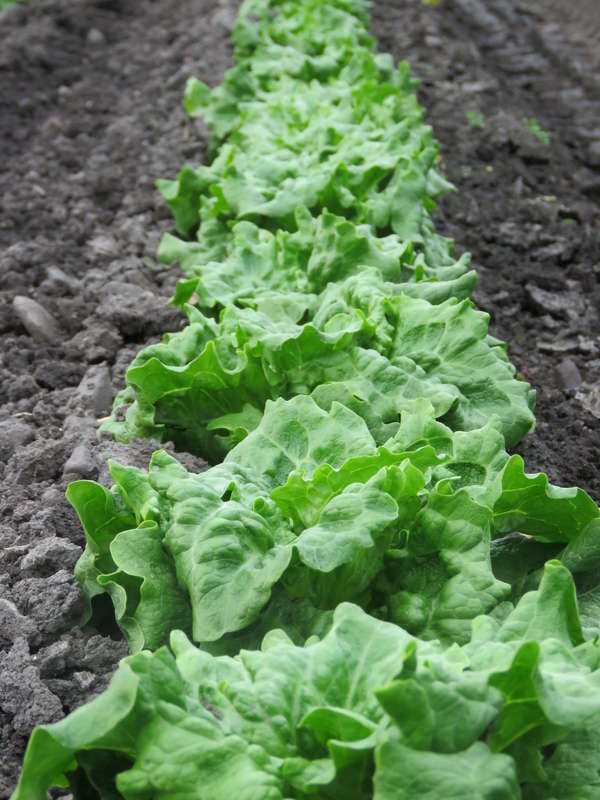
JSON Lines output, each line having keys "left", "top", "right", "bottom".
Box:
{"left": 0, "top": 0, "right": 598, "bottom": 794}
{"left": 371, "top": 0, "right": 600, "bottom": 496}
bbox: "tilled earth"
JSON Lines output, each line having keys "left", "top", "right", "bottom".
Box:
{"left": 373, "top": 0, "right": 600, "bottom": 499}
{"left": 0, "top": 0, "right": 598, "bottom": 794}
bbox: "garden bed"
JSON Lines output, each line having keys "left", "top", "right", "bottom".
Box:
{"left": 0, "top": 0, "right": 598, "bottom": 794}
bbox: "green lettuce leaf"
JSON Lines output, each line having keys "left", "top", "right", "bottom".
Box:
{"left": 374, "top": 739, "right": 520, "bottom": 799}
{"left": 75, "top": 392, "right": 599, "bottom": 653}
{"left": 493, "top": 455, "right": 600, "bottom": 542}
{"left": 13, "top": 583, "right": 600, "bottom": 800}
{"left": 162, "top": 207, "right": 474, "bottom": 313}
{"left": 380, "top": 483, "right": 510, "bottom": 645}
{"left": 101, "top": 280, "right": 533, "bottom": 460}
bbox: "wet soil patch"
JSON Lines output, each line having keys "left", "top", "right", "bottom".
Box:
{"left": 0, "top": 0, "right": 598, "bottom": 794}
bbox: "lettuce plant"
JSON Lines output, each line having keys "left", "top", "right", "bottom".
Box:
{"left": 159, "top": 206, "right": 475, "bottom": 310}
{"left": 102, "top": 1, "right": 535, "bottom": 459}
{"left": 69, "top": 398, "right": 599, "bottom": 654}
{"left": 13, "top": 569, "right": 600, "bottom": 800}
{"left": 102, "top": 277, "right": 534, "bottom": 460}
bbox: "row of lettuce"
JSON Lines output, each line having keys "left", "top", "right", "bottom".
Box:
{"left": 13, "top": 1, "right": 600, "bottom": 798}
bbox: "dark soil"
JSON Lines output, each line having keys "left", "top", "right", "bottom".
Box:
{"left": 0, "top": 0, "right": 232, "bottom": 792}
{"left": 372, "top": 0, "right": 600, "bottom": 497}
{"left": 0, "top": 0, "right": 598, "bottom": 794}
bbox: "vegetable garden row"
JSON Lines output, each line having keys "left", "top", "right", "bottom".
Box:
{"left": 12, "top": 0, "right": 600, "bottom": 797}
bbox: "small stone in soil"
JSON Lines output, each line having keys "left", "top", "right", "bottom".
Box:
{"left": 535, "top": 239, "right": 574, "bottom": 264}
{"left": 12, "top": 296, "right": 62, "bottom": 344}
{"left": 73, "top": 364, "right": 114, "bottom": 417}
{"left": 524, "top": 283, "right": 585, "bottom": 319}
{"left": 87, "top": 28, "right": 106, "bottom": 45}
{"left": 538, "top": 339, "right": 579, "bottom": 354}
{"left": 555, "top": 358, "right": 583, "bottom": 390}
{"left": 63, "top": 444, "right": 98, "bottom": 479}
